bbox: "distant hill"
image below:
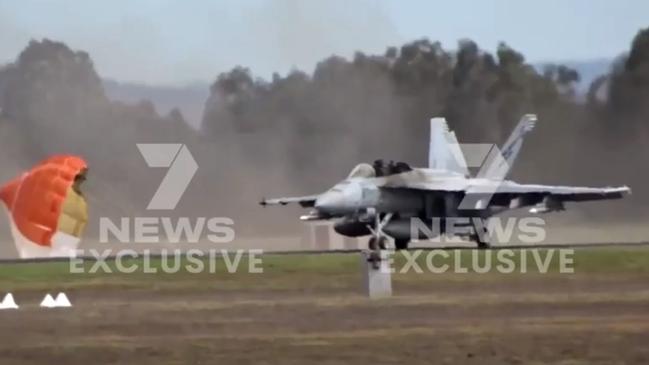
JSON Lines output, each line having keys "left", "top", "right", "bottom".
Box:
{"left": 102, "top": 79, "right": 210, "bottom": 128}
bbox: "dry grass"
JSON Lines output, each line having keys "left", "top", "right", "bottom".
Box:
{"left": 0, "top": 247, "right": 648, "bottom": 364}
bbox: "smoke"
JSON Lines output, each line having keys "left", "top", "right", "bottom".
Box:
{"left": 1, "top": 28, "right": 649, "bottom": 247}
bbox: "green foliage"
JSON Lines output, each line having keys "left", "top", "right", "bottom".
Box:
{"left": 0, "top": 248, "right": 647, "bottom": 291}
{"left": 608, "top": 27, "right": 649, "bottom": 118}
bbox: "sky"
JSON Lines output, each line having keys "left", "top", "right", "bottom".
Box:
{"left": 0, "top": 0, "right": 647, "bottom": 85}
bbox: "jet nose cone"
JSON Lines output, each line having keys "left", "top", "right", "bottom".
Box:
{"left": 315, "top": 191, "right": 345, "bottom": 214}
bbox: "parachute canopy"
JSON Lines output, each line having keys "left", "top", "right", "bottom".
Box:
{"left": 0, "top": 155, "right": 88, "bottom": 258}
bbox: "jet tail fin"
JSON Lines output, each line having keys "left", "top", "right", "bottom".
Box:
{"left": 428, "top": 117, "right": 469, "bottom": 175}
{"left": 484, "top": 114, "right": 537, "bottom": 179}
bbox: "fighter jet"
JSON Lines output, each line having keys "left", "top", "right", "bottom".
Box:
{"left": 260, "top": 114, "right": 630, "bottom": 251}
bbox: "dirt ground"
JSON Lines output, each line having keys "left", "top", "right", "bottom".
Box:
{"left": 0, "top": 249, "right": 648, "bottom": 364}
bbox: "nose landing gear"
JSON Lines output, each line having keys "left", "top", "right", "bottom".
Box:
{"left": 366, "top": 213, "right": 393, "bottom": 269}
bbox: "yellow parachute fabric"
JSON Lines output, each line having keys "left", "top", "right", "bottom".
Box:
{"left": 57, "top": 186, "right": 88, "bottom": 238}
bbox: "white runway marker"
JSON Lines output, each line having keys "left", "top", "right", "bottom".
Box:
{"left": 0, "top": 293, "right": 19, "bottom": 309}
{"left": 54, "top": 292, "right": 72, "bottom": 307}
{"left": 40, "top": 293, "right": 56, "bottom": 308}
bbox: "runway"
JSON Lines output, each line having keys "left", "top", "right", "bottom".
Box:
{"left": 0, "top": 246, "right": 648, "bottom": 364}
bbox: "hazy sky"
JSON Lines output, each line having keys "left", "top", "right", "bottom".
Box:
{"left": 0, "top": 0, "right": 647, "bottom": 85}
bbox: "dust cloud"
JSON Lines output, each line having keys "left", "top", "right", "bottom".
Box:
{"left": 1, "top": 27, "right": 648, "bottom": 255}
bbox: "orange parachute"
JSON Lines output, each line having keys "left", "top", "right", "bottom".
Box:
{"left": 0, "top": 155, "right": 88, "bottom": 258}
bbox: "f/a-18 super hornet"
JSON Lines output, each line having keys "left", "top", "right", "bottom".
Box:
{"left": 260, "top": 114, "right": 630, "bottom": 251}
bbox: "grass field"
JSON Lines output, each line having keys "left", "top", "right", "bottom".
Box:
{"left": 0, "top": 247, "right": 648, "bottom": 364}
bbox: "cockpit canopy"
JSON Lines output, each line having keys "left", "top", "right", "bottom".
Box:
{"left": 347, "top": 163, "right": 376, "bottom": 178}
{"left": 347, "top": 160, "right": 412, "bottom": 179}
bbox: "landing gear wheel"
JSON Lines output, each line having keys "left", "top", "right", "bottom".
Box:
{"left": 394, "top": 238, "right": 410, "bottom": 251}
{"left": 368, "top": 237, "right": 387, "bottom": 250}
{"left": 471, "top": 219, "right": 491, "bottom": 249}
{"left": 367, "top": 237, "right": 387, "bottom": 270}
{"left": 366, "top": 213, "right": 394, "bottom": 270}
{"left": 475, "top": 239, "right": 490, "bottom": 249}
{"left": 377, "top": 237, "right": 387, "bottom": 250}
{"left": 471, "top": 224, "right": 491, "bottom": 250}
{"left": 369, "top": 237, "right": 378, "bottom": 250}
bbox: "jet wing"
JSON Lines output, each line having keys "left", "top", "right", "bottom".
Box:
{"left": 465, "top": 182, "right": 631, "bottom": 211}
{"left": 481, "top": 182, "right": 631, "bottom": 202}
{"left": 377, "top": 170, "right": 630, "bottom": 207}
{"left": 259, "top": 195, "right": 319, "bottom": 207}
{"left": 458, "top": 181, "right": 629, "bottom": 210}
